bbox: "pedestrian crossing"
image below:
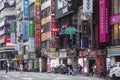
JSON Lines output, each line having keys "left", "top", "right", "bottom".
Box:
{"left": 0, "top": 71, "right": 106, "bottom": 80}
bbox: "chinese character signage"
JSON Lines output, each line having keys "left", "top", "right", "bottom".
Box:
{"left": 83, "top": 0, "right": 93, "bottom": 13}
{"left": 99, "top": 0, "right": 109, "bottom": 42}
{"left": 29, "top": 20, "right": 34, "bottom": 37}
{"left": 23, "top": 0, "right": 29, "bottom": 19}
{"left": 35, "top": 0, "right": 41, "bottom": 47}
{"left": 10, "top": 22, "right": 16, "bottom": 44}
{"left": 23, "top": 22, "right": 29, "bottom": 41}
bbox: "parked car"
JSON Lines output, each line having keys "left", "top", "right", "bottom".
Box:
{"left": 109, "top": 62, "right": 120, "bottom": 80}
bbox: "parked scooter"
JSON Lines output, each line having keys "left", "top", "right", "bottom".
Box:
{"left": 54, "top": 64, "right": 68, "bottom": 74}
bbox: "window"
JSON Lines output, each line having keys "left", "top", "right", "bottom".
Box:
{"left": 110, "top": 0, "right": 120, "bottom": 45}
{"left": 41, "top": 7, "right": 50, "bottom": 18}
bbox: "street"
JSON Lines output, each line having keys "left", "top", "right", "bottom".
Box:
{"left": 0, "top": 70, "right": 107, "bottom": 80}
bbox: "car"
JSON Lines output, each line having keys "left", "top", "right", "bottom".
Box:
{"left": 109, "top": 62, "right": 120, "bottom": 80}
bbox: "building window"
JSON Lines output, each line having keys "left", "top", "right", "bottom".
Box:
{"left": 41, "top": 7, "right": 50, "bottom": 18}
{"left": 110, "top": 0, "right": 120, "bottom": 45}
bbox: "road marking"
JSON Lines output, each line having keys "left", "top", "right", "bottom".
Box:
{"left": 3, "top": 75, "right": 9, "bottom": 77}
{"left": 13, "top": 74, "right": 19, "bottom": 77}
{"left": 22, "top": 77, "right": 33, "bottom": 80}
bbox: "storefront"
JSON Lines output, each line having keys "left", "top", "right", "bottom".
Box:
{"left": 107, "top": 47, "right": 120, "bottom": 65}
{"left": 79, "top": 49, "right": 107, "bottom": 76}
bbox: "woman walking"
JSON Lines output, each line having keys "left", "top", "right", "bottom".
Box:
{"left": 19, "top": 63, "right": 23, "bottom": 74}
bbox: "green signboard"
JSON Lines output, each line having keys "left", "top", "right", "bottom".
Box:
{"left": 29, "top": 20, "right": 34, "bottom": 37}
{"left": 10, "top": 22, "right": 16, "bottom": 33}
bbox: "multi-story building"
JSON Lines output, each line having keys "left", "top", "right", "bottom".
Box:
{"left": 40, "top": 0, "right": 58, "bottom": 72}
{"left": 0, "top": 0, "right": 16, "bottom": 70}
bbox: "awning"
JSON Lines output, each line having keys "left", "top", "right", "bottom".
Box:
{"left": 65, "top": 27, "right": 76, "bottom": 34}
{"left": 0, "top": 59, "right": 7, "bottom": 61}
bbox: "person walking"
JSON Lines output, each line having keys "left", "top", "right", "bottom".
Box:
{"left": 78, "top": 64, "right": 83, "bottom": 74}
{"left": 4, "top": 62, "right": 8, "bottom": 74}
{"left": 19, "top": 63, "right": 23, "bottom": 74}
{"left": 100, "top": 64, "right": 104, "bottom": 77}
{"left": 92, "top": 64, "right": 96, "bottom": 76}
{"left": 67, "top": 63, "right": 74, "bottom": 76}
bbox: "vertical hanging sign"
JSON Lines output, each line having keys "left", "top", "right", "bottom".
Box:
{"left": 83, "top": 0, "right": 93, "bottom": 13}
{"left": 99, "top": 0, "right": 109, "bottom": 42}
{"left": 23, "top": 0, "right": 29, "bottom": 18}
{"left": 23, "top": 0, "right": 29, "bottom": 41}
{"left": 35, "top": 0, "right": 41, "bottom": 47}
{"left": 29, "top": 20, "right": 34, "bottom": 37}
{"left": 10, "top": 22, "right": 16, "bottom": 44}
{"left": 23, "top": 20, "right": 29, "bottom": 41}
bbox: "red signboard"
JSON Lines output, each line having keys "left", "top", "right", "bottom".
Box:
{"left": 35, "top": 5, "right": 41, "bottom": 47}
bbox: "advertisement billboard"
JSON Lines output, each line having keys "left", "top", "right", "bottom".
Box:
{"left": 54, "top": 0, "right": 80, "bottom": 19}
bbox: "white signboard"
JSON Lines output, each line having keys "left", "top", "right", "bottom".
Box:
{"left": 29, "top": 37, "right": 35, "bottom": 52}
{"left": 10, "top": 33, "right": 15, "bottom": 44}
{"left": 83, "top": 0, "right": 93, "bottom": 13}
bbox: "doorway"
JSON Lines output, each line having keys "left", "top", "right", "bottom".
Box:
{"left": 89, "top": 59, "right": 95, "bottom": 73}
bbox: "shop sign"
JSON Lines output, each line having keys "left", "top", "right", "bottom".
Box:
{"left": 29, "top": 20, "right": 34, "bottom": 37}
{"left": 35, "top": 1, "right": 41, "bottom": 47}
{"left": 29, "top": 37, "right": 35, "bottom": 52}
{"left": 107, "top": 47, "right": 120, "bottom": 56}
{"left": 110, "top": 14, "right": 120, "bottom": 25}
{"left": 35, "top": 0, "right": 41, "bottom": 6}
{"left": 83, "top": 0, "right": 93, "bottom": 13}
{"left": 99, "top": 0, "right": 109, "bottom": 42}
{"left": 55, "top": 0, "right": 80, "bottom": 19}
{"left": 41, "top": 16, "right": 51, "bottom": 25}
{"left": 23, "top": 22, "right": 29, "bottom": 41}
{"left": 10, "top": 22, "right": 16, "bottom": 33}
{"left": 23, "top": 0, "right": 29, "bottom": 19}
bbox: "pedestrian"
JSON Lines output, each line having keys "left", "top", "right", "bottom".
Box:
{"left": 19, "top": 63, "right": 23, "bottom": 74}
{"left": 78, "top": 64, "right": 82, "bottom": 74}
{"left": 4, "top": 62, "right": 8, "bottom": 74}
{"left": 100, "top": 64, "right": 104, "bottom": 77}
{"left": 92, "top": 64, "right": 96, "bottom": 76}
{"left": 67, "top": 63, "right": 74, "bottom": 76}
{"left": 24, "top": 63, "right": 28, "bottom": 72}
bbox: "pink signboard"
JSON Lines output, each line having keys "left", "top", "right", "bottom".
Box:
{"left": 110, "top": 14, "right": 120, "bottom": 25}
{"left": 99, "top": 0, "right": 109, "bottom": 43}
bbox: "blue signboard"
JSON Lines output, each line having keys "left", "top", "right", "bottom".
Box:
{"left": 23, "top": 0, "right": 29, "bottom": 19}
{"left": 23, "top": 23, "right": 29, "bottom": 40}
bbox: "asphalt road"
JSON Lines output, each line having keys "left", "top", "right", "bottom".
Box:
{"left": 0, "top": 70, "right": 107, "bottom": 80}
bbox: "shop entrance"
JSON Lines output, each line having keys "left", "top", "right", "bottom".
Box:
{"left": 89, "top": 59, "right": 95, "bottom": 73}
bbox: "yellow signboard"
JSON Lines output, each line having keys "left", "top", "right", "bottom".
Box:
{"left": 35, "top": 0, "right": 41, "bottom": 6}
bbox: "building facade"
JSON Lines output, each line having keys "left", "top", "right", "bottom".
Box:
{"left": 0, "top": 0, "right": 16, "bottom": 70}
